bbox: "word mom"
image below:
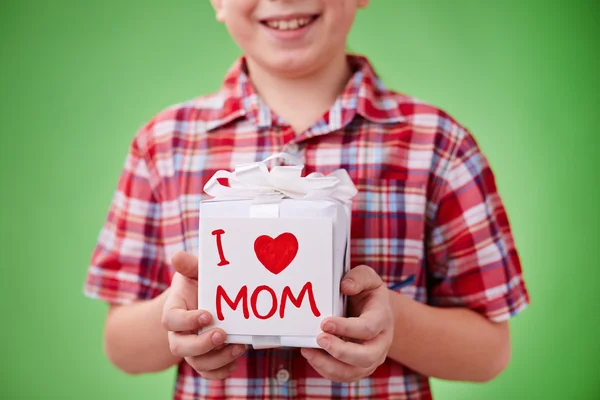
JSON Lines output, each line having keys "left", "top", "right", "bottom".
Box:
{"left": 216, "top": 282, "right": 321, "bottom": 321}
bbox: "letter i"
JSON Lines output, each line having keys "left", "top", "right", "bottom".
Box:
{"left": 211, "top": 229, "right": 230, "bottom": 267}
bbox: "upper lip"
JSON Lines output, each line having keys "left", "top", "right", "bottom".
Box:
{"left": 259, "top": 13, "right": 319, "bottom": 22}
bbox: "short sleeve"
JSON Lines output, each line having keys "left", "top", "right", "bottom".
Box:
{"left": 84, "top": 130, "right": 170, "bottom": 304}
{"left": 426, "top": 131, "right": 530, "bottom": 322}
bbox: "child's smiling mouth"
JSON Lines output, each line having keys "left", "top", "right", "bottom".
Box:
{"left": 259, "top": 14, "right": 320, "bottom": 32}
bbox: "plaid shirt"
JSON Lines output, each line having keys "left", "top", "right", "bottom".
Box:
{"left": 85, "top": 55, "right": 529, "bottom": 400}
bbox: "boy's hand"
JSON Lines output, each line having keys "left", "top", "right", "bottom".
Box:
{"left": 301, "top": 265, "right": 393, "bottom": 383}
{"left": 162, "top": 251, "right": 246, "bottom": 380}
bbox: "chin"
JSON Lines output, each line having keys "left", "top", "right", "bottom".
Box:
{"left": 257, "top": 50, "right": 323, "bottom": 78}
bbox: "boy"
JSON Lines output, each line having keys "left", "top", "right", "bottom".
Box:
{"left": 85, "top": 0, "right": 530, "bottom": 399}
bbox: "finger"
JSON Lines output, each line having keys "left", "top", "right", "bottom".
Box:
{"left": 172, "top": 251, "right": 199, "bottom": 279}
{"left": 341, "top": 265, "right": 383, "bottom": 296}
{"left": 163, "top": 272, "right": 200, "bottom": 315}
{"left": 197, "top": 359, "right": 240, "bottom": 380}
{"left": 168, "top": 328, "right": 226, "bottom": 358}
{"left": 300, "top": 348, "right": 364, "bottom": 383}
{"left": 163, "top": 275, "right": 188, "bottom": 311}
{"left": 187, "top": 344, "right": 246, "bottom": 372}
{"left": 321, "top": 312, "right": 385, "bottom": 341}
{"left": 316, "top": 332, "right": 387, "bottom": 369}
{"left": 162, "top": 308, "right": 212, "bottom": 332}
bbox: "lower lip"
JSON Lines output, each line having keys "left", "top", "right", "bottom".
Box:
{"left": 261, "top": 17, "right": 318, "bottom": 41}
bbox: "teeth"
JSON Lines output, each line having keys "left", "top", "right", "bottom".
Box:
{"left": 265, "top": 17, "right": 312, "bottom": 30}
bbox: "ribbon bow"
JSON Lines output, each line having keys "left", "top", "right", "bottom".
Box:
{"left": 204, "top": 153, "right": 358, "bottom": 202}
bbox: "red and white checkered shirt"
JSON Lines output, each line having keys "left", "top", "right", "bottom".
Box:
{"left": 85, "top": 55, "right": 530, "bottom": 399}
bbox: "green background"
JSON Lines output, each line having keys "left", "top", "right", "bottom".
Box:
{"left": 1, "top": 0, "right": 598, "bottom": 398}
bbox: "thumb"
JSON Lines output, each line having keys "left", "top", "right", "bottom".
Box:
{"left": 341, "top": 265, "right": 383, "bottom": 296}
{"left": 171, "top": 251, "right": 198, "bottom": 279}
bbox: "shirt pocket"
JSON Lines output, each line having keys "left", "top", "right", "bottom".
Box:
{"left": 350, "top": 177, "right": 427, "bottom": 299}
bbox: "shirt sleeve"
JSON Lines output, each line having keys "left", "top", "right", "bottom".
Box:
{"left": 84, "top": 128, "right": 170, "bottom": 304}
{"left": 426, "top": 130, "right": 530, "bottom": 322}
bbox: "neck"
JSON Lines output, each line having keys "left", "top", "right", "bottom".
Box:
{"left": 245, "top": 51, "right": 353, "bottom": 134}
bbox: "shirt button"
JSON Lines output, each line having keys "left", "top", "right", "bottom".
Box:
{"left": 276, "top": 368, "right": 290, "bottom": 383}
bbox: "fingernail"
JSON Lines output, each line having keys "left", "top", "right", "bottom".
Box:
{"left": 342, "top": 279, "right": 355, "bottom": 290}
{"left": 323, "top": 322, "right": 336, "bottom": 333}
{"left": 301, "top": 348, "right": 314, "bottom": 360}
{"left": 317, "top": 336, "right": 330, "bottom": 349}
{"left": 212, "top": 332, "right": 225, "bottom": 345}
{"left": 231, "top": 345, "right": 245, "bottom": 357}
{"left": 199, "top": 313, "right": 210, "bottom": 325}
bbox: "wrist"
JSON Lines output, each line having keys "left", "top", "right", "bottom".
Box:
{"left": 387, "top": 289, "right": 419, "bottom": 361}
{"left": 154, "top": 288, "right": 171, "bottom": 323}
{"left": 388, "top": 289, "right": 413, "bottom": 320}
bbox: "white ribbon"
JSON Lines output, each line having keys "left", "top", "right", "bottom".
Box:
{"left": 204, "top": 153, "right": 358, "bottom": 202}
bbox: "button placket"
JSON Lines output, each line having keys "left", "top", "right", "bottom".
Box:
{"left": 281, "top": 142, "right": 305, "bottom": 167}
{"left": 284, "top": 142, "right": 299, "bottom": 155}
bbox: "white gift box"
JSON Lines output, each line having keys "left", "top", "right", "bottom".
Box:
{"left": 197, "top": 153, "right": 357, "bottom": 349}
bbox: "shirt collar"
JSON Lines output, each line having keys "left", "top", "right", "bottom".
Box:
{"left": 202, "top": 54, "right": 406, "bottom": 132}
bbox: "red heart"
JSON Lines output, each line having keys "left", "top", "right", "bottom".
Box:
{"left": 254, "top": 233, "right": 299, "bottom": 275}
